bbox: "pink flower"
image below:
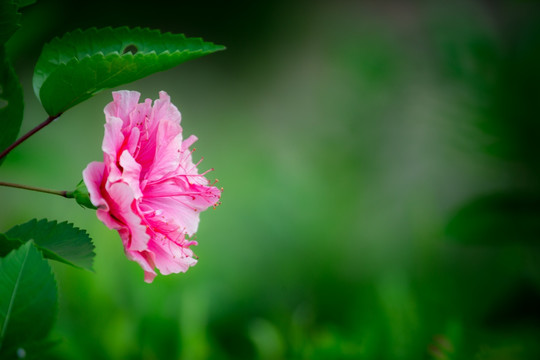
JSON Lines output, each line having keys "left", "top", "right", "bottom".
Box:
{"left": 83, "top": 90, "right": 221, "bottom": 283}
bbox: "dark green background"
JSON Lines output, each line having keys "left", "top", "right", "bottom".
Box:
{"left": 2, "top": 0, "right": 540, "bottom": 358}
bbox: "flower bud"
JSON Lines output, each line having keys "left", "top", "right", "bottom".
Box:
{"left": 67, "top": 180, "right": 97, "bottom": 209}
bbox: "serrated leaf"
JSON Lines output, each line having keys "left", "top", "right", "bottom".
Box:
{"left": 445, "top": 191, "right": 540, "bottom": 245}
{"left": 5, "top": 219, "right": 95, "bottom": 271}
{"left": 0, "top": 0, "right": 21, "bottom": 45}
{"left": 33, "top": 27, "right": 225, "bottom": 115}
{"left": 0, "top": 242, "right": 57, "bottom": 356}
{"left": 0, "top": 47, "right": 24, "bottom": 165}
{"left": 0, "top": 233, "right": 21, "bottom": 257}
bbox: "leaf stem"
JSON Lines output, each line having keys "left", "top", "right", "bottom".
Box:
{"left": 0, "top": 181, "right": 70, "bottom": 198}
{"left": 0, "top": 113, "right": 62, "bottom": 161}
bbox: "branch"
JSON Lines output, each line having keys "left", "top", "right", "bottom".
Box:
{"left": 0, "top": 113, "right": 62, "bottom": 161}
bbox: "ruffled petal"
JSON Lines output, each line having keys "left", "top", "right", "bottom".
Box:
{"left": 106, "top": 91, "right": 141, "bottom": 125}
{"left": 143, "top": 196, "right": 201, "bottom": 236}
{"left": 147, "top": 236, "right": 196, "bottom": 275}
{"left": 119, "top": 150, "right": 143, "bottom": 199}
{"left": 126, "top": 249, "right": 157, "bottom": 283}
{"left": 106, "top": 182, "right": 149, "bottom": 251}
{"left": 102, "top": 116, "right": 124, "bottom": 161}
{"left": 82, "top": 161, "right": 107, "bottom": 208}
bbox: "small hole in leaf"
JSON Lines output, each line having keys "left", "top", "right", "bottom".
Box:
{"left": 0, "top": 98, "right": 8, "bottom": 110}
{"left": 122, "top": 44, "right": 138, "bottom": 55}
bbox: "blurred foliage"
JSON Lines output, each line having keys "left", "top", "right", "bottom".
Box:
{"left": 1, "top": 0, "right": 540, "bottom": 359}
{"left": 0, "top": 46, "right": 24, "bottom": 166}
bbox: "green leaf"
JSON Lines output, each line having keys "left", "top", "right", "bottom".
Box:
{"left": 0, "top": 0, "right": 21, "bottom": 45}
{"left": 0, "top": 47, "right": 24, "bottom": 165}
{"left": 33, "top": 27, "right": 225, "bottom": 115}
{"left": 5, "top": 219, "right": 95, "bottom": 271}
{"left": 0, "top": 242, "right": 57, "bottom": 356}
{"left": 445, "top": 191, "right": 540, "bottom": 245}
{"left": 0, "top": 233, "right": 21, "bottom": 257}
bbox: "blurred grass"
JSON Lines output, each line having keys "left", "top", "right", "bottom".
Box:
{"left": 1, "top": 0, "right": 540, "bottom": 359}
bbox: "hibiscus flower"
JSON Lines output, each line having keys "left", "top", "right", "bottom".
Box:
{"left": 83, "top": 91, "right": 221, "bottom": 282}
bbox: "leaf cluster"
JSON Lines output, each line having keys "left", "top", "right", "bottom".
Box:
{"left": 0, "top": 219, "right": 93, "bottom": 358}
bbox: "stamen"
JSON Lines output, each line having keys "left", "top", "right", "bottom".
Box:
{"left": 179, "top": 148, "right": 196, "bottom": 164}
{"left": 144, "top": 191, "right": 207, "bottom": 198}
{"left": 143, "top": 116, "right": 150, "bottom": 141}
{"left": 184, "top": 240, "right": 198, "bottom": 247}
{"left": 174, "top": 173, "right": 208, "bottom": 178}
{"left": 200, "top": 168, "right": 214, "bottom": 176}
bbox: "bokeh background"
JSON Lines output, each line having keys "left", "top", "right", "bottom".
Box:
{"left": 2, "top": 0, "right": 540, "bottom": 358}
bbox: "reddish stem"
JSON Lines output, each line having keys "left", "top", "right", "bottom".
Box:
{"left": 0, "top": 181, "right": 69, "bottom": 197}
{"left": 0, "top": 113, "right": 62, "bottom": 161}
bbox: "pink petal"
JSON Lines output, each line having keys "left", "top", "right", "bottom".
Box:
{"left": 147, "top": 237, "right": 196, "bottom": 275}
{"left": 106, "top": 182, "right": 149, "bottom": 251}
{"left": 106, "top": 91, "right": 141, "bottom": 124}
{"left": 102, "top": 116, "right": 124, "bottom": 161}
{"left": 151, "top": 91, "right": 182, "bottom": 128}
{"left": 126, "top": 250, "right": 157, "bottom": 283}
{"left": 143, "top": 196, "right": 201, "bottom": 236}
{"left": 119, "top": 150, "right": 143, "bottom": 199}
{"left": 82, "top": 161, "right": 107, "bottom": 209}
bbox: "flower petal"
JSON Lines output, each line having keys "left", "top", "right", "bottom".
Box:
{"left": 119, "top": 150, "right": 143, "bottom": 199}
{"left": 82, "top": 161, "right": 106, "bottom": 208}
{"left": 147, "top": 236, "right": 197, "bottom": 275}
{"left": 105, "top": 90, "right": 141, "bottom": 125}
{"left": 106, "top": 182, "right": 149, "bottom": 251}
{"left": 102, "top": 116, "right": 124, "bottom": 162}
{"left": 126, "top": 249, "right": 157, "bottom": 283}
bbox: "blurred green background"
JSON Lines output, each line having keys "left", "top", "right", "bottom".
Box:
{"left": 2, "top": 0, "right": 540, "bottom": 358}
